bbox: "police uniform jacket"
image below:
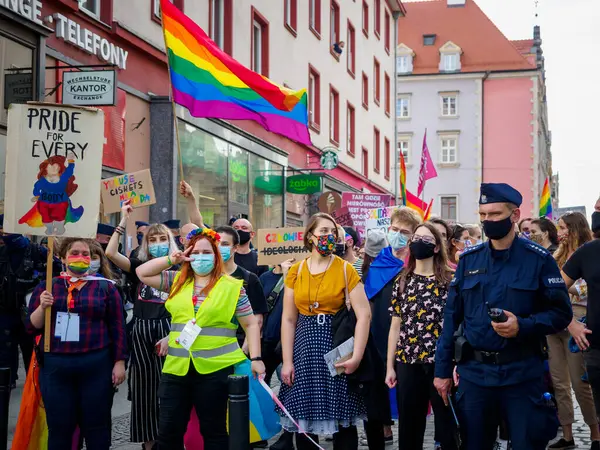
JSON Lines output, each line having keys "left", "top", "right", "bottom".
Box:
{"left": 435, "top": 236, "right": 572, "bottom": 387}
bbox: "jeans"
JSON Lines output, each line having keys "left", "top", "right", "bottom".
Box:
{"left": 584, "top": 347, "right": 600, "bottom": 419}
{"left": 39, "top": 347, "right": 113, "bottom": 450}
{"left": 156, "top": 365, "right": 234, "bottom": 450}
{"left": 395, "top": 362, "right": 458, "bottom": 450}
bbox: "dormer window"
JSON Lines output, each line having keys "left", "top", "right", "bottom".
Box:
{"left": 396, "top": 43, "right": 415, "bottom": 74}
{"left": 439, "top": 41, "right": 462, "bottom": 72}
{"left": 423, "top": 34, "right": 436, "bottom": 46}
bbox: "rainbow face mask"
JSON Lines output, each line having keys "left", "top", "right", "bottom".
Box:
{"left": 67, "top": 255, "right": 91, "bottom": 276}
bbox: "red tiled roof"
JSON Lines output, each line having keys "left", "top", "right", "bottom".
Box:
{"left": 511, "top": 39, "right": 534, "bottom": 56}
{"left": 399, "top": 0, "right": 536, "bottom": 74}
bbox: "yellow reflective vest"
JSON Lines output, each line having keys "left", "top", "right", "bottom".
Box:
{"left": 163, "top": 274, "right": 246, "bottom": 375}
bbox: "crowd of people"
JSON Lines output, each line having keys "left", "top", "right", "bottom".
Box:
{"left": 3, "top": 181, "right": 600, "bottom": 450}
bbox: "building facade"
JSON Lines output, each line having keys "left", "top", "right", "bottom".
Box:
{"left": 396, "top": 0, "right": 552, "bottom": 223}
{"left": 1, "top": 0, "right": 404, "bottom": 241}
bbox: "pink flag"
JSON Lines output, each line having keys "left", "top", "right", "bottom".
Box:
{"left": 417, "top": 130, "right": 438, "bottom": 196}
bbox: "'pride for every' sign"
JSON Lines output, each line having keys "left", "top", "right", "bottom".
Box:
{"left": 100, "top": 169, "right": 156, "bottom": 213}
{"left": 256, "top": 227, "right": 310, "bottom": 266}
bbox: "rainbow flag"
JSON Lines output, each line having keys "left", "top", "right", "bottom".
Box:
{"left": 539, "top": 177, "right": 552, "bottom": 218}
{"left": 400, "top": 150, "right": 407, "bottom": 206}
{"left": 160, "top": 0, "right": 311, "bottom": 146}
{"left": 424, "top": 199, "right": 433, "bottom": 221}
{"left": 406, "top": 189, "right": 429, "bottom": 219}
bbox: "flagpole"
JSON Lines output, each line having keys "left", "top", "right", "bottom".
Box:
{"left": 161, "top": 7, "right": 185, "bottom": 183}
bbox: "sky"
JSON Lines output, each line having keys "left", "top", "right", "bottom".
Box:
{"left": 406, "top": 0, "right": 600, "bottom": 214}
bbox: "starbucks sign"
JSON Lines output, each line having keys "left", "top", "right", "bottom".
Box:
{"left": 286, "top": 174, "right": 322, "bottom": 195}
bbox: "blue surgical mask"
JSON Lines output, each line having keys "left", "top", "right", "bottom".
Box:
{"left": 219, "top": 245, "right": 232, "bottom": 262}
{"left": 149, "top": 242, "right": 170, "bottom": 258}
{"left": 475, "top": 239, "right": 483, "bottom": 246}
{"left": 191, "top": 254, "right": 215, "bottom": 275}
{"left": 387, "top": 231, "right": 408, "bottom": 250}
{"left": 89, "top": 260, "right": 102, "bottom": 275}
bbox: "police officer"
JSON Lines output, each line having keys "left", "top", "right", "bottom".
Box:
{"left": 434, "top": 183, "right": 573, "bottom": 450}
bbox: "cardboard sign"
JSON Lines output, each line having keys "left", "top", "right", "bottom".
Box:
{"left": 101, "top": 169, "right": 156, "bottom": 214}
{"left": 3, "top": 103, "right": 104, "bottom": 238}
{"left": 341, "top": 193, "right": 392, "bottom": 237}
{"left": 365, "top": 206, "right": 398, "bottom": 233}
{"left": 332, "top": 206, "right": 354, "bottom": 227}
{"left": 256, "top": 227, "right": 310, "bottom": 266}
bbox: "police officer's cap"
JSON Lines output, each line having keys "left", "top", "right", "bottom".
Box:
{"left": 97, "top": 223, "right": 115, "bottom": 236}
{"left": 135, "top": 221, "right": 149, "bottom": 229}
{"left": 163, "top": 219, "right": 181, "bottom": 230}
{"left": 479, "top": 183, "right": 523, "bottom": 207}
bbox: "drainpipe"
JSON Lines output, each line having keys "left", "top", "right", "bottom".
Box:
{"left": 393, "top": 11, "right": 401, "bottom": 205}
{"left": 481, "top": 71, "right": 490, "bottom": 183}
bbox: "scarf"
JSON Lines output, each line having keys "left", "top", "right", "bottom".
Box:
{"left": 364, "top": 246, "right": 404, "bottom": 300}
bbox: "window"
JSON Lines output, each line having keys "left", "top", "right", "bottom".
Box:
{"left": 384, "top": 73, "right": 390, "bottom": 116}
{"left": 329, "top": 86, "right": 340, "bottom": 145}
{"left": 347, "top": 21, "right": 356, "bottom": 76}
{"left": 384, "top": 138, "right": 391, "bottom": 180}
{"left": 441, "top": 93, "right": 458, "bottom": 117}
{"left": 423, "top": 34, "right": 437, "bottom": 46}
{"left": 251, "top": 8, "right": 269, "bottom": 76}
{"left": 373, "top": 58, "right": 380, "bottom": 105}
{"left": 362, "top": 72, "right": 369, "bottom": 109}
{"left": 362, "top": 147, "right": 369, "bottom": 177}
{"left": 374, "top": 0, "right": 381, "bottom": 38}
{"left": 397, "top": 95, "right": 410, "bottom": 119}
{"left": 346, "top": 103, "right": 355, "bottom": 156}
{"left": 308, "top": 65, "right": 321, "bottom": 131}
{"left": 397, "top": 56, "right": 409, "bottom": 73}
{"left": 441, "top": 196, "right": 458, "bottom": 221}
{"left": 309, "top": 0, "right": 322, "bottom": 36}
{"left": 396, "top": 44, "right": 415, "bottom": 74}
{"left": 442, "top": 53, "right": 460, "bottom": 71}
{"left": 362, "top": 1, "right": 369, "bottom": 36}
{"left": 384, "top": 9, "right": 391, "bottom": 53}
{"left": 398, "top": 138, "right": 411, "bottom": 164}
{"left": 330, "top": 1, "right": 340, "bottom": 58}
{"left": 373, "top": 127, "right": 380, "bottom": 173}
{"left": 284, "top": 0, "right": 298, "bottom": 35}
{"left": 440, "top": 135, "right": 458, "bottom": 163}
{"left": 79, "top": 0, "right": 100, "bottom": 17}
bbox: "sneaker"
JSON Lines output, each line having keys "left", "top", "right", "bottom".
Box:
{"left": 269, "top": 431, "right": 294, "bottom": 450}
{"left": 548, "top": 438, "right": 576, "bottom": 449}
{"left": 494, "top": 440, "right": 509, "bottom": 450}
{"left": 434, "top": 443, "right": 442, "bottom": 450}
{"left": 385, "top": 435, "right": 394, "bottom": 446}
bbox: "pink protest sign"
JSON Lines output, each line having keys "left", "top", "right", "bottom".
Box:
{"left": 341, "top": 193, "right": 392, "bottom": 237}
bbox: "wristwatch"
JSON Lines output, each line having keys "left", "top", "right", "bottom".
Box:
{"left": 250, "top": 356, "right": 263, "bottom": 361}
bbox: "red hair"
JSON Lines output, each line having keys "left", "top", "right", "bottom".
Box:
{"left": 38, "top": 156, "right": 78, "bottom": 197}
{"left": 169, "top": 234, "right": 224, "bottom": 298}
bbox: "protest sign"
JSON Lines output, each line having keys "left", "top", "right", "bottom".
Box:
{"left": 256, "top": 227, "right": 310, "bottom": 266}
{"left": 101, "top": 169, "right": 156, "bottom": 214}
{"left": 3, "top": 103, "right": 104, "bottom": 238}
{"left": 365, "top": 206, "right": 398, "bottom": 233}
{"left": 332, "top": 206, "right": 354, "bottom": 227}
{"left": 341, "top": 193, "right": 392, "bottom": 237}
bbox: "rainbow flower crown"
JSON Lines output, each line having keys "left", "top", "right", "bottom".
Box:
{"left": 187, "top": 227, "right": 221, "bottom": 243}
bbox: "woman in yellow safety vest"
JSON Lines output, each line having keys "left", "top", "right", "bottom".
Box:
{"left": 136, "top": 227, "right": 265, "bottom": 450}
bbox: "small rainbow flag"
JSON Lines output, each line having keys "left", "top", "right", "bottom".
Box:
{"left": 160, "top": 0, "right": 311, "bottom": 146}
{"left": 539, "top": 177, "right": 552, "bottom": 218}
{"left": 406, "top": 189, "right": 429, "bottom": 219}
{"left": 400, "top": 150, "right": 407, "bottom": 206}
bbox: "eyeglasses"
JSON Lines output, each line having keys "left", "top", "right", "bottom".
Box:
{"left": 411, "top": 235, "right": 436, "bottom": 245}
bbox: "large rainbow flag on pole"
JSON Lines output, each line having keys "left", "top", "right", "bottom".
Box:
{"left": 539, "top": 177, "right": 552, "bottom": 218}
{"left": 160, "top": 0, "right": 312, "bottom": 146}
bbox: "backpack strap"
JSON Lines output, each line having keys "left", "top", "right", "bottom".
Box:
{"left": 343, "top": 261, "right": 351, "bottom": 311}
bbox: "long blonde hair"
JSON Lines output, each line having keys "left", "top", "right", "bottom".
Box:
{"left": 554, "top": 212, "right": 592, "bottom": 268}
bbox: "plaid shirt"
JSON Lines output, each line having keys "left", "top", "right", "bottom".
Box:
{"left": 26, "top": 278, "right": 128, "bottom": 362}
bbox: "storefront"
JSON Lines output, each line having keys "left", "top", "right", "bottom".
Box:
{"left": 0, "top": 3, "right": 51, "bottom": 214}
{"left": 175, "top": 113, "right": 286, "bottom": 229}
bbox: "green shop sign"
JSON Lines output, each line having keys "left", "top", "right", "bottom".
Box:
{"left": 286, "top": 174, "right": 323, "bottom": 194}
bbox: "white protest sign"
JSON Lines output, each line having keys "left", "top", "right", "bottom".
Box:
{"left": 365, "top": 206, "right": 398, "bottom": 233}
{"left": 3, "top": 103, "right": 104, "bottom": 238}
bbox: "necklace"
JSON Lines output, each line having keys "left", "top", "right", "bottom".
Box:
{"left": 307, "top": 255, "right": 333, "bottom": 313}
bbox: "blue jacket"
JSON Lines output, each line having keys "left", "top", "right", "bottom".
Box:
{"left": 434, "top": 236, "right": 572, "bottom": 387}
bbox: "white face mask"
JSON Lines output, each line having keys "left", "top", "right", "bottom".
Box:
{"left": 89, "top": 260, "right": 102, "bottom": 275}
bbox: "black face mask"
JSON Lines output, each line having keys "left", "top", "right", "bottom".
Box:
{"left": 409, "top": 240, "right": 436, "bottom": 260}
{"left": 592, "top": 211, "right": 600, "bottom": 234}
{"left": 238, "top": 230, "right": 251, "bottom": 245}
{"left": 482, "top": 215, "right": 514, "bottom": 240}
{"left": 137, "top": 233, "right": 143, "bottom": 245}
{"left": 334, "top": 243, "right": 346, "bottom": 257}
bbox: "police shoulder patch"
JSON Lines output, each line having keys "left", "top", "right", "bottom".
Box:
{"left": 460, "top": 243, "right": 485, "bottom": 258}
{"left": 544, "top": 276, "right": 566, "bottom": 288}
{"left": 523, "top": 240, "right": 550, "bottom": 258}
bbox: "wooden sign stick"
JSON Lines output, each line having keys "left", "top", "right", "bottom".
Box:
{"left": 44, "top": 236, "right": 54, "bottom": 353}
